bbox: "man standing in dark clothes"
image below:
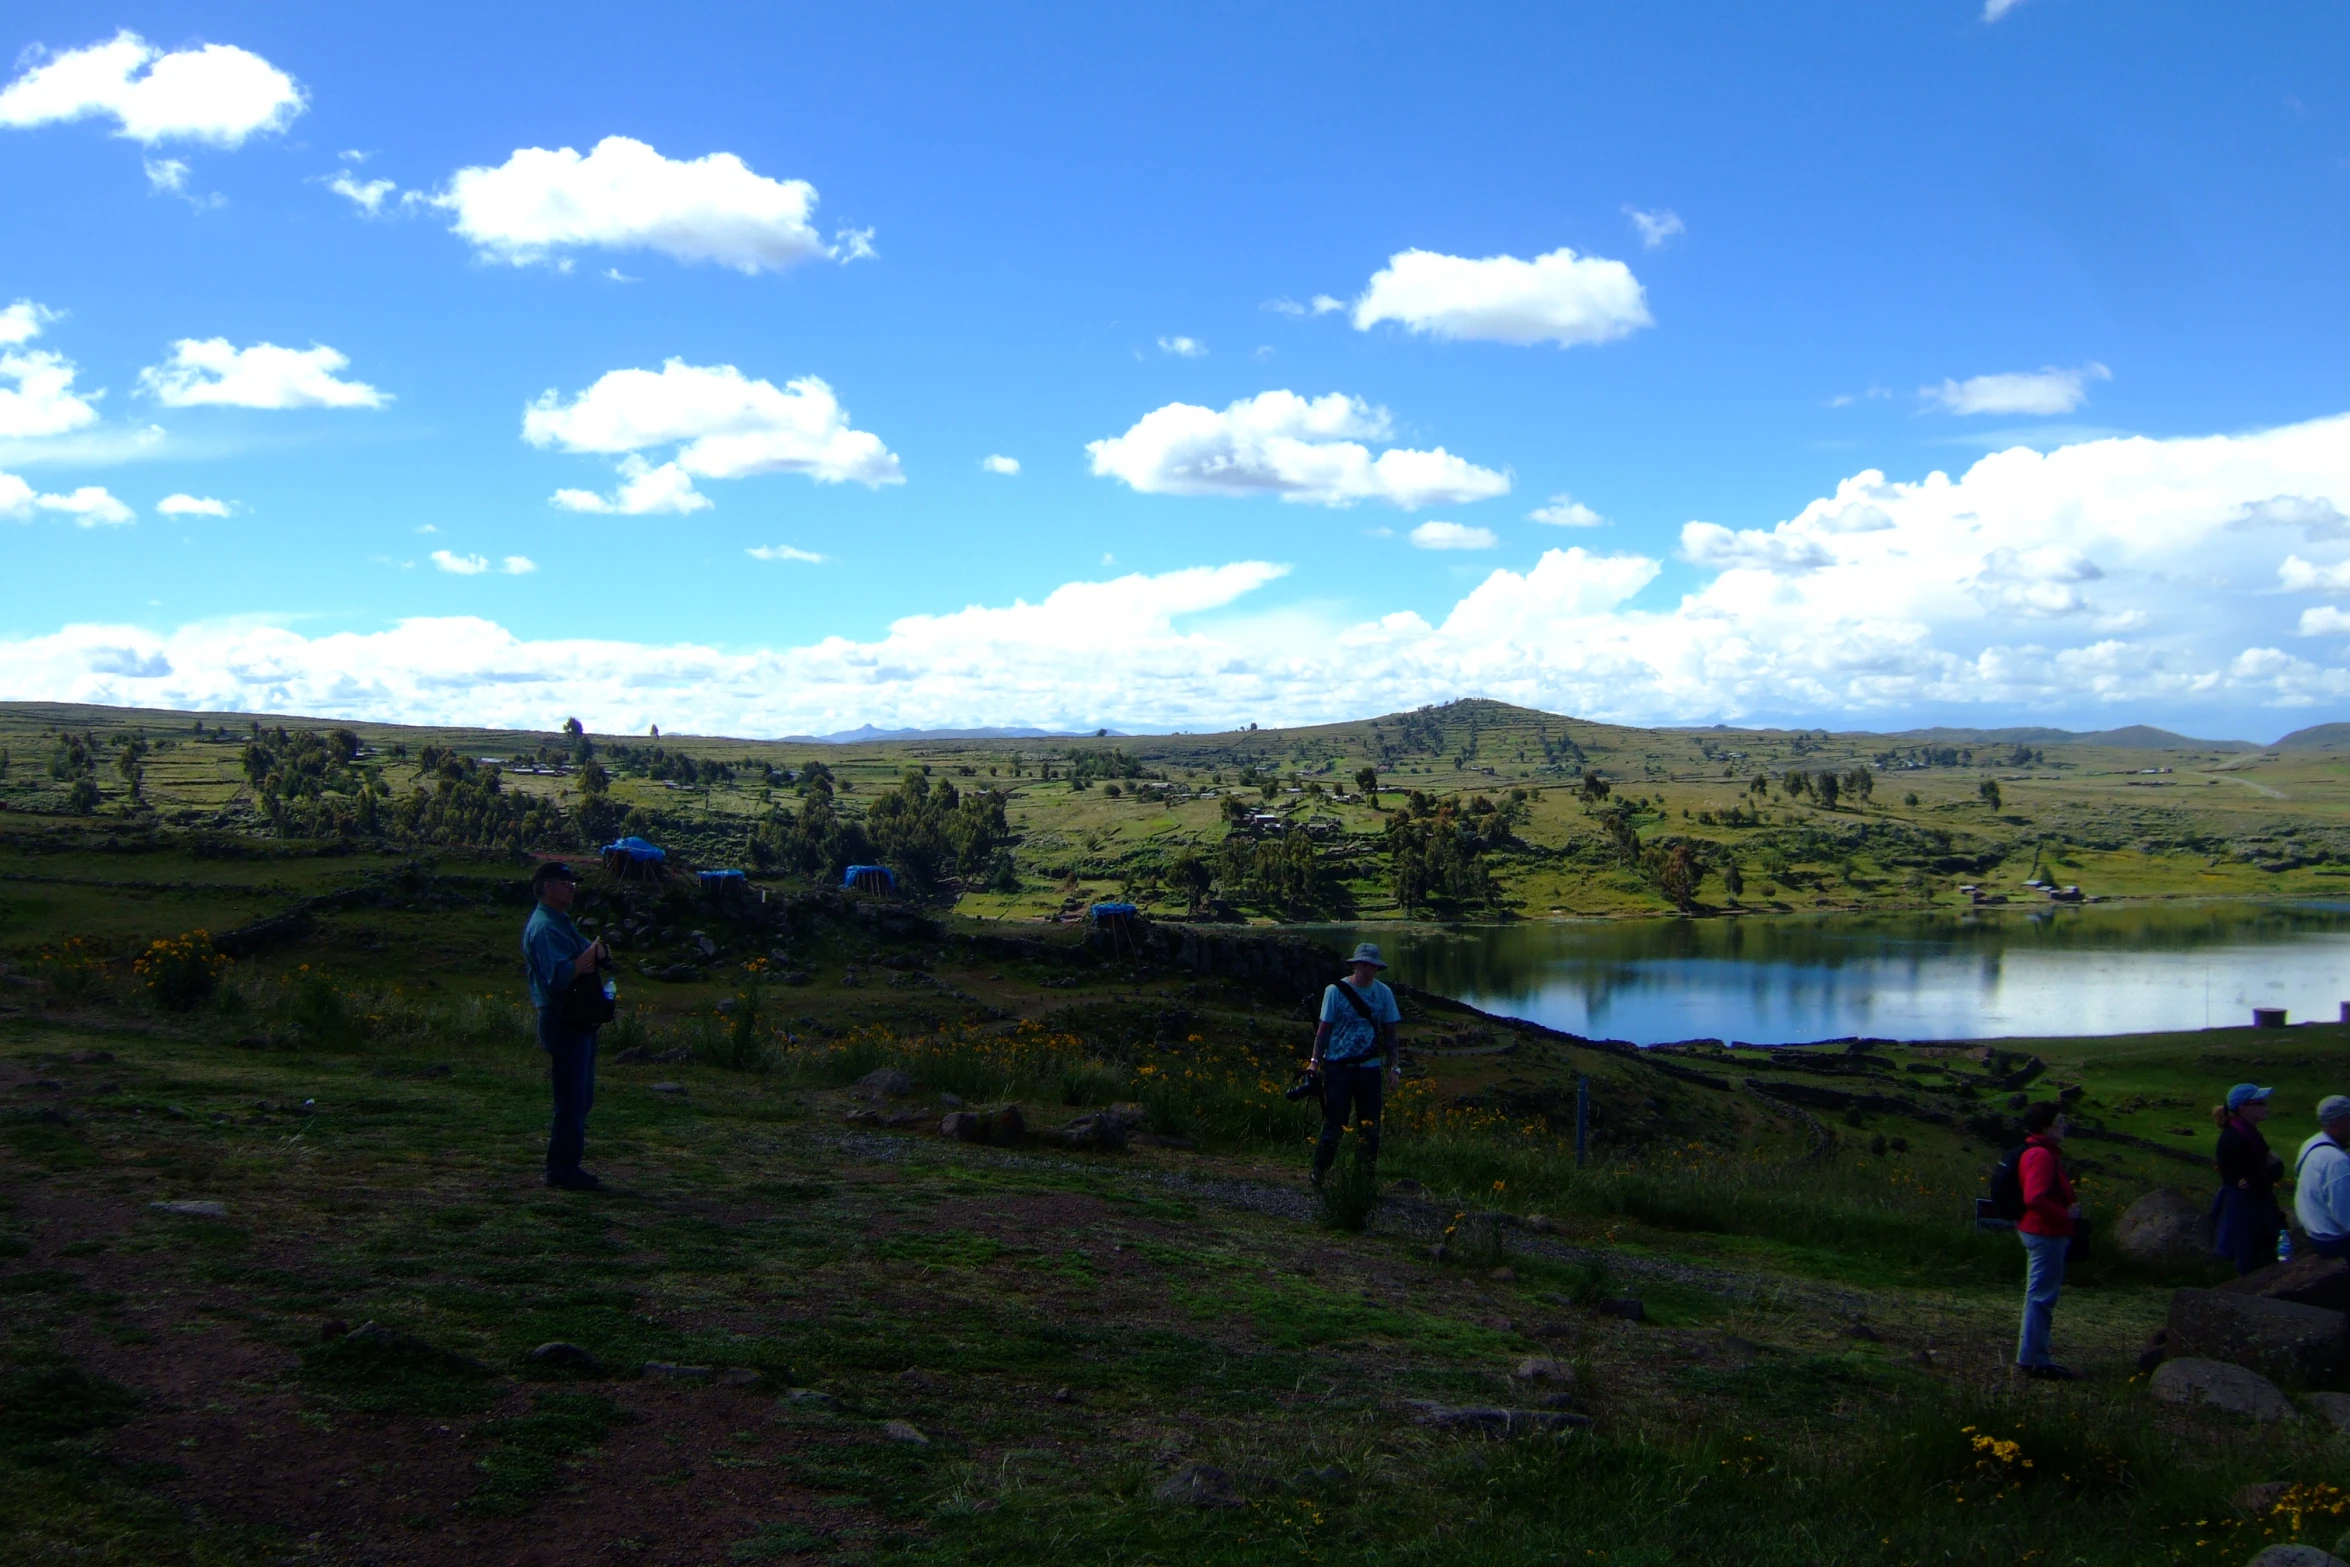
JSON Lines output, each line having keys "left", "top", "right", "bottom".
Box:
{"left": 1310, "top": 942, "right": 1403, "bottom": 1184}
{"left": 523, "top": 862, "right": 610, "bottom": 1191}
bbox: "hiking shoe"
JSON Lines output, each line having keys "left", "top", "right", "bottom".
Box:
{"left": 2021, "top": 1363, "right": 2082, "bottom": 1382}
{"left": 547, "top": 1170, "right": 602, "bottom": 1192}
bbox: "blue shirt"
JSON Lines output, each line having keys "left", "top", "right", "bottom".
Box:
{"left": 522, "top": 903, "right": 589, "bottom": 1010}
{"left": 1319, "top": 978, "right": 1400, "bottom": 1064}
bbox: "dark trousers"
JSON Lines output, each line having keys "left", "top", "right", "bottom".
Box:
{"left": 539, "top": 1007, "right": 597, "bottom": 1178}
{"left": 1314, "top": 1062, "right": 1384, "bottom": 1174}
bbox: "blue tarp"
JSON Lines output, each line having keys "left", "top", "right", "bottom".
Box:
{"left": 1089, "top": 902, "right": 1138, "bottom": 920}
{"left": 698, "top": 869, "right": 747, "bottom": 889}
{"left": 843, "top": 864, "right": 896, "bottom": 891}
{"left": 605, "top": 836, "right": 666, "bottom": 861}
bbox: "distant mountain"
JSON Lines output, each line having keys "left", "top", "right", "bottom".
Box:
{"left": 2077, "top": 724, "right": 2255, "bottom": 751}
{"left": 788, "top": 724, "right": 1125, "bottom": 744}
{"left": 1865, "top": 722, "right": 2253, "bottom": 751}
{"left": 2273, "top": 723, "right": 2350, "bottom": 751}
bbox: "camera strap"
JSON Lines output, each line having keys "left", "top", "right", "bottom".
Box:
{"left": 1330, "top": 980, "right": 1379, "bottom": 1024}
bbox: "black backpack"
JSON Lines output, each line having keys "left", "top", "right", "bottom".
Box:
{"left": 1986, "top": 1144, "right": 2029, "bottom": 1223}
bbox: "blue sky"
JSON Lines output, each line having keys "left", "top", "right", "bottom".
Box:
{"left": 3, "top": 2, "right": 2349, "bottom": 738}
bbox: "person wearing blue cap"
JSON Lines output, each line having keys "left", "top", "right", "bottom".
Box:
{"left": 2211, "top": 1082, "right": 2285, "bottom": 1274}
{"left": 2293, "top": 1095, "right": 2350, "bottom": 1260}
{"left": 1310, "top": 942, "right": 1403, "bottom": 1185}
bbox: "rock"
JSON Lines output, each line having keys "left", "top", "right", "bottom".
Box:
{"left": 1524, "top": 1214, "right": 1556, "bottom": 1234}
{"left": 1406, "top": 1401, "right": 1590, "bottom": 1436}
{"left": 855, "top": 1068, "right": 917, "bottom": 1100}
{"left": 1596, "top": 1298, "right": 1647, "bottom": 1323}
{"left": 715, "top": 998, "right": 737, "bottom": 1015}
{"left": 2116, "top": 1187, "right": 2215, "bottom": 1270}
{"left": 883, "top": 1419, "right": 929, "bottom": 1444}
{"left": 1130, "top": 1132, "right": 1195, "bottom": 1150}
{"left": 939, "top": 1093, "right": 965, "bottom": 1109}
{"left": 1101, "top": 1102, "right": 1147, "bottom": 1130}
{"left": 2248, "top": 1548, "right": 2349, "bottom": 1567}
{"left": 650, "top": 1082, "right": 685, "bottom": 1095}
{"left": 940, "top": 1111, "right": 983, "bottom": 1140}
{"left": 2168, "top": 1288, "right": 2350, "bottom": 1379}
{"left": 898, "top": 1368, "right": 945, "bottom": 1393}
{"left": 527, "top": 1342, "right": 602, "bottom": 1371}
{"left": 1513, "top": 1357, "right": 1573, "bottom": 1385}
{"left": 1050, "top": 1386, "right": 1073, "bottom": 1403}
{"left": 2307, "top": 1390, "right": 2350, "bottom": 1431}
{"left": 2145, "top": 1356, "right": 2298, "bottom": 1422}
{"left": 696, "top": 935, "right": 718, "bottom": 958}
{"left": 1154, "top": 1464, "right": 1243, "bottom": 1508}
{"left": 1390, "top": 1178, "right": 1426, "bottom": 1196}
{"left": 2138, "top": 1325, "right": 2170, "bottom": 1374}
{"left": 2222, "top": 1255, "right": 2350, "bottom": 1314}
{"left": 1845, "top": 1322, "right": 1882, "bottom": 1342}
{"left": 642, "top": 1362, "right": 713, "bottom": 1382}
{"left": 2235, "top": 1481, "right": 2292, "bottom": 1515}
{"left": 149, "top": 1200, "right": 227, "bottom": 1218}
{"left": 319, "top": 1318, "right": 350, "bottom": 1341}
{"left": 940, "top": 1106, "right": 1026, "bottom": 1144}
{"left": 715, "top": 1367, "right": 761, "bottom": 1388}
{"left": 1489, "top": 1267, "right": 1518, "bottom": 1283}
{"left": 770, "top": 947, "right": 790, "bottom": 963}
{"left": 1531, "top": 1320, "right": 1577, "bottom": 1340}
{"left": 988, "top": 1105, "right": 1026, "bottom": 1144}
{"left": 786, "top": 1388, "right": 840, "bottom": 1409}
{"left": 1041, "top": 1113, "right": 1129, "bottom": 1152}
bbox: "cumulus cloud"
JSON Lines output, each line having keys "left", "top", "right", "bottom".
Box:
{"left": 157, "top": 493, "right": 230, "bottom": 517}
{"left": 138, "top": 339, "right": 387, "bottom": 409}
{"left": 1086, "top": 390, "right": 1509, "bottom": 509}
{"left": 1158, "top": 336, "right": 1206, "bottom": 358}
{"left": 0, "top": 476, "right": 134, "bottom": 526}
{"left": 0, "top": 303, "right": 100, "bottom": 438}
{"left": 1351, "top": 247, "right": 1652, "bottom": 348}
{"left": 144, "top": 157, "right": 187, "bottom": 192}
{"left": 1923, "top": 362, "right": 2110, "bottom": 416}
{"left": 0, "top": 31, "right": 304, "bottom": 146}
{"left": 434, "top": 136, "right": 846, "bottom": 273}
{"left": 980, "top": 454, "right": 1020, "bottom": 476}
{"left": 430, "top": 550, "right": 488, "bottom": 575}
{"left": 747, "top": 544, "right": 825, "bottom": 563}
{"left": 1410, "top": 520, "right": 1498, "bottom": 550}
{"left": 1529, "top": 494, "right": 1604, "bottom": 527}
{"left": 2279, "top": 555, "right": 2350, "bottom": 594}
{"left": 11, "top": 414, "right": 2350, "bottom": 733}
{"left": 2233, "top": 494, "right": 2349, "bottom": 539}
{"left": 327, "top": 169, "right": 398, "bottom": 214}
{"left": 1624, "top": 207, "right": 1684, "bottom": 248}
{"left": 527, "top": 360, "right": 901, "bottom": 513}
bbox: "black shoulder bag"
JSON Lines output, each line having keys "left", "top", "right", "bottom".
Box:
{"left": 555, "top": 963, "right": 617, "bottom": 1032}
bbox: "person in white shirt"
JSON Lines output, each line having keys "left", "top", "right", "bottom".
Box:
{"left": 2293, "top": 1094, "right": 2350, "bottom": 1259}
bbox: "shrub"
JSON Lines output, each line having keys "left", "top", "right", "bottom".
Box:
{"left": 131, "top": 930, "right": 228, "bottom": 1011}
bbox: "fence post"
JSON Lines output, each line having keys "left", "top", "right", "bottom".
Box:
{"left": 1575, "top": 1074, "right": 1589, "bottom": 1168}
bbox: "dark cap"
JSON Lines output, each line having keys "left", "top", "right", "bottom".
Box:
{"left": 530, "top": 860, "right": 578, "bottom": 893}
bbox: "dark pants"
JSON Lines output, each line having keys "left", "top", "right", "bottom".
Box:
{"left": 1314, "top": 1062, "right": 1384, "bottom": 1175}
{"left": 539, "top": 1007, "right": 597, "bottom": 1179}
{"left": 2211, "top": 1186, "right": 2282, "bottom": 1275}
{"left": 2309, "top": 1232, "right": 2350, "bottom": 1260}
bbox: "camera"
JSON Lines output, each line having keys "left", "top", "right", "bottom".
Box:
{"left": 1283, "top": 1066, "right": 1322, "bottom": 1102}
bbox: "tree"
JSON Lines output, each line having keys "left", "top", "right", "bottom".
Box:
{"left": 1657, "top": 843, "right": 1702, "bottom": 911}
{"left": 562, "top": 716, "right": 584, "bottom": 736}
{"left": 1580, "top": 770, "right": 1611, "bottom": 804}
{"left": 1979, "top": 777, "right": 2003, "bottom": 810}
{"left": 1844, "top": 765, "right": 1874, "bottom": 803}
{"left": 1722, "top": 861, "right": 1744, "bottom": 902}
{"left": 1815, "top": 770, "right": 1841, "bottom": 810}
{"left": 65, "top": 777, "right": 100, "bottom": 815}
{"left": 1355, "top": 765, "right": 1378, "bottom": 803}
{"left": 1167, "top": 848, "right": 1212, "bottom": 914}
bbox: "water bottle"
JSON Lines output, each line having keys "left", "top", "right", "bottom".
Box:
{"left": 2278, "top": 1230, "right": 2295, "bottom": 1264}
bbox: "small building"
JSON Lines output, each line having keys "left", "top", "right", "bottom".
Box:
{"left": 842, "top": 864, "right": 896, "bottom": 895}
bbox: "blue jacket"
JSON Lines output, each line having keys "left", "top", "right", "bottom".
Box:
{"left": 522, "top": 903, "right": 589, "bottom": 1010}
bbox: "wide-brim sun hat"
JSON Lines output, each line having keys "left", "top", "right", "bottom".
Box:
{"left": 2227, "top": 1083, "right": 2275, "bottom": 1112}
{"left": 1347, "top": 942, "right": 1387, "bottom": 968}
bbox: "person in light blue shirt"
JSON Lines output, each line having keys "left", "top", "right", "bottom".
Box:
{"left": 522, "top": 861, "right": 609, "bottom": 1191}
{"left": 2295, "top": 1095, "right": 2350, "bottom": 1259}
{"left": 1311, "top": 942, "right": 1403, "bottom": 1184}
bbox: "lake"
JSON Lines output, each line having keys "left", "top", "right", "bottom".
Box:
{"left": 1298, "top": 902, "right": 2350, "bottom": 1045}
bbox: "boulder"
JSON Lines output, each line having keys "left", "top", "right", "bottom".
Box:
{"left": 642, "top": 1362, "right": 714, "bottom": 1382}
{"left": 2168, "top": 1289, "right": 2350, "bottom": 1379}
{"left": 149, "top": 1200, "right": 227, "bottom": 1219}
{"left": 2221, "top": 1255, "right": 2350, "bottom": 1314}
{"left": 1040, "top": 1113, "right": 1129, "bottom": 1152}
{"left": 2248, "top": 1548, "right": 2349, "bottom": 1567}
{"left": 2145, "top": 1356, "right": 2298, "bottom": 1422}
{"left": 1407, "top": 1400, "right": 1589, "bottom": 1436}
{"left": 527, "top": 1341, "right": 602, "bottom": 1372}
{"left": 855, "top": 1068, "right": 916, "bottom": 1101}
{"left": 1155, "top": 1464, "right": 1243, "bottom": 1508}
{"left": 939, "top": 1111, "right": 983, "bottom": 1140}
{"left": 2307, "top": 1390, "right": 2350, "bottom": 1432}
{"left": 2116, "top": 1188, "right": 2213, "bottom": 1270}
{"left": 939, "top": 1106, "right": 1026, "bottom": 1145}
{"left": 1596, "top": 1298, "right": 1648, "bottom": 1323}
{"left": 1512, "top": 1357, "right": 1573, "bottom": 1385}
{"left": 882, "top": 1419, "right": 929, "bottom": 1444}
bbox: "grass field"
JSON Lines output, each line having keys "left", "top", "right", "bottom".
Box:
{"left": 5, "top": 808, "right": 2350, "bottom": 1566}
{"left": 7, "top": 696, "right": 2350, "bottom": 925}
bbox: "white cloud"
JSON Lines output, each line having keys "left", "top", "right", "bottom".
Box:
{"left": 0, "top": 309, "right": 100, "bottom": 438}
{"left": 1828, "top": 387, "right": 1893, "bottom": 408}
{"left": 138, "top": 339, "right": 387, "bottom": 410}
{"left": 1351, "top": 247, "right": 1652, "bottom": 348}
{"left": 13, "top": 414, "right": 2350, "bottom": 734}
{"left": 2279, "top": 555, "right": 2350, "bottom": 593}
{"left": 157, "top": 493, "right": 229, "bottom": 517}
{"left": 0, "top": 31, "right": 304, "bottom": 146}
{"left": 434, "top": 136, "right": 844, "bottom": 273}
{"left": 526, "top": 360, "right": 900, "bottom": 516}
{"left": 1087, "top": 390, "right": 1509, "bottom": 509}
{"left": 1158, "top": 336, "right": 1206, "bottom": 358}
{"left": 1410, "top": 520, "right": 1498, "bottom": 550}
{"left": 551, "top": 456, "right": 711, "bottom": 516}
{"left": 0, "top": 301, "right": 57, "bottom": 347}
{"left": 12, "top": 484, "right": 135, "bottom": 526}
{"left": 1311, "top": 295, "right": 1344, "bottom": 315}
{"left": 1624, "top": 207, "right": 1684, "bottom": 248}
{"left": 747, "top": 544, "right": 826, "bottom": 563}
{"left": 1923, "top": 363, "right": 2110, "bottom": 416}
{"left": 430, "top": 550, "right": 489, "bottom": 575}
{"left": 144, "top": 157, "right": 187, "bottom": 192}
{"left": 1263, "top": 298, "right": 1306, "bottom": 317}
{"left": 327, "top": 170, "right": 398, "bottom": 214}
{"left": 2299, "top": 606, "right": 2350, "bottom": 637}
{"left": 834, "top": 226, "right": 876, "bottom": 263}
{"left": 2233, "top": 494, "right": 2349, "bottom": 539}
{"left": 1984, "top": 0, "right": 2029, "bottom": 19}
{"left": 1529, "top": 494, "right": 1604, "bottom": 527}
{"left": 980, "top": 454, "right": 1020, "bottom": 476}
{"left": 499, "top": 556, "right": 533, "bottom": 575}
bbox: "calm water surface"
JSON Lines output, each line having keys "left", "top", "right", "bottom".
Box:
{"left": 1298, "top": 902, "right": 2350, "bottom": 1045}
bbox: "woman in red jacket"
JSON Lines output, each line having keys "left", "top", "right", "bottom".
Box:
{"left": 2015, "top": 1100, "right": 2083, "bottom": 1381}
